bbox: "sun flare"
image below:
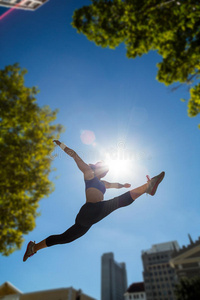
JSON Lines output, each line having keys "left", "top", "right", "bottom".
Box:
{"left": 104, "top": 153, "right": 132, "bottom": 180}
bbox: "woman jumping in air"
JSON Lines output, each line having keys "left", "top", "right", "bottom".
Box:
{"left": 23, "top": 140, "right": 165, "bottom": 262}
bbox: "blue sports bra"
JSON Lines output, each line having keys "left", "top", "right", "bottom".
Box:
{"left": 85, "top": 176, "right": 106, "bottom": 194}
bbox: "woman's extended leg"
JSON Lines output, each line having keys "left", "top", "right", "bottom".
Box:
{"left": 45, "top": 223, "right": 90, "bottom": 247}
{"left": 34, "top": 239, "right": 47, "bottom": 252}
{"left": 33, "top": 224, "right": 84, "bottom": 253}
{"left": 129, "top": 183, "right": 148, "bottom": 201}
{"left": 23, "top": 223, "right": 90, "bottom": 262}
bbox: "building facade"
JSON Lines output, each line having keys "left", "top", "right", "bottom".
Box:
{"left": 142, "top": 241, "right": 180, "bottom": 300}
{"left": 124, "top": 282, "right": 146, "bottom": 300}
{"left": 101, "top": 252, "right": 127, "bottom": 300}
{"left": 0, "top": 0, "right": 48, "bottom": 11}
{"left": 170, "top": 234, "right": 200, "bottom": 280}
{"left": 0, "top": 282, "right": 96, "bottom": 300}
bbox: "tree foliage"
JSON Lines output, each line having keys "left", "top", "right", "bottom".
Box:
{"left": 72, "top": 0, "right": 200, "bottom": 127}
{"left": 174, "top": 277, "right": 200, "bottom": 300}
{"left": 0, "top": 64, "right": 64, "bottom": 256}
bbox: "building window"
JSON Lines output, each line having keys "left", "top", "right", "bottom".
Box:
{"left": 163, "top": 290, "right": 167, "bottom": 295}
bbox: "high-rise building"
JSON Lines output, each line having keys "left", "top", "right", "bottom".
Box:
{"left": 142, "top": 241, "right": 180, "bottom": 300}
{"left": 0, "top": 0, "right": 48, "bottom": 11}
{"left": 0, "top": 281, "right": 96, "bottom": 300}
{"left": 124, "top": 282, "right": 146, "bottom": 300}
{"left": 101, "top": 252, "right": 127, "bottom": 300}
{"left": 170, "top": 234, "right": 200, "bottom": 280}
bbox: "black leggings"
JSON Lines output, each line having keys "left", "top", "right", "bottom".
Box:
{"left": 46, "top": 191, "right": 134, "bottom": 247}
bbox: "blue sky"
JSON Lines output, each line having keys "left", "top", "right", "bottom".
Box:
{"left": 0, "top": 0, "right": 200, "bottom": 299}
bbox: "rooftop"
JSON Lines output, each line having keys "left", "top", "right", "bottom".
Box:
{"left": 142, "top": 241, "right": 180, "bottom": 254}
{"left": 171, "top": 235, "right": 200, "bottom": 258}
{"left": 127, "top": 282, "right": 145, "bottom": 293}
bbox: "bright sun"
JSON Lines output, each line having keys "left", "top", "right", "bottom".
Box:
{"left": 101, "top": 145, "right": 150, "bottom": 184}
{"left": 104, "top": 153, "right": 132, "bottom": 180}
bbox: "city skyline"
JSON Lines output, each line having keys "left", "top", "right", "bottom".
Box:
{"left": 0, "top": 0, "right": 200, "bottom": 299}
{"left": 1, "top": 234, "right": 199, "bottom": 299}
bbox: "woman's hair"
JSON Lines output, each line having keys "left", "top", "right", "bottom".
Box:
{"left": 89, "top": 164, "right": 96, "bottom": 171}
{"left": 89, "top": 161, "right": 109, "bottom": 178}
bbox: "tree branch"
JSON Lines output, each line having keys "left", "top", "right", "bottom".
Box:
{"left": 170, "top": 71, "right": 199, "bottom": 92}
{"left": 186, "top": 71, "right": 200, "bottom": 84}
{"left": 137, "top": 0, "right": 178, "bottom": 14}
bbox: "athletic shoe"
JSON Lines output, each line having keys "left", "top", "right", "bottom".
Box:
{"left": 146, "top": 172, "right": 165, "bottom": 196}
{"left": 23, "top": 241, "right": 36, "bottom": 262}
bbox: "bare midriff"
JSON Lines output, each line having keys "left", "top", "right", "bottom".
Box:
{"left": 86, "top": 188, "right": 104, "bottom": 203}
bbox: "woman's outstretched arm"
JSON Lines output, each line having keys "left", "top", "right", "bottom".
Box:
{"left": 53, "top": 140, "right": 91, "bottom": 175}
{"left": 102, "top": 181, "right": 131, "bottom": 189}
